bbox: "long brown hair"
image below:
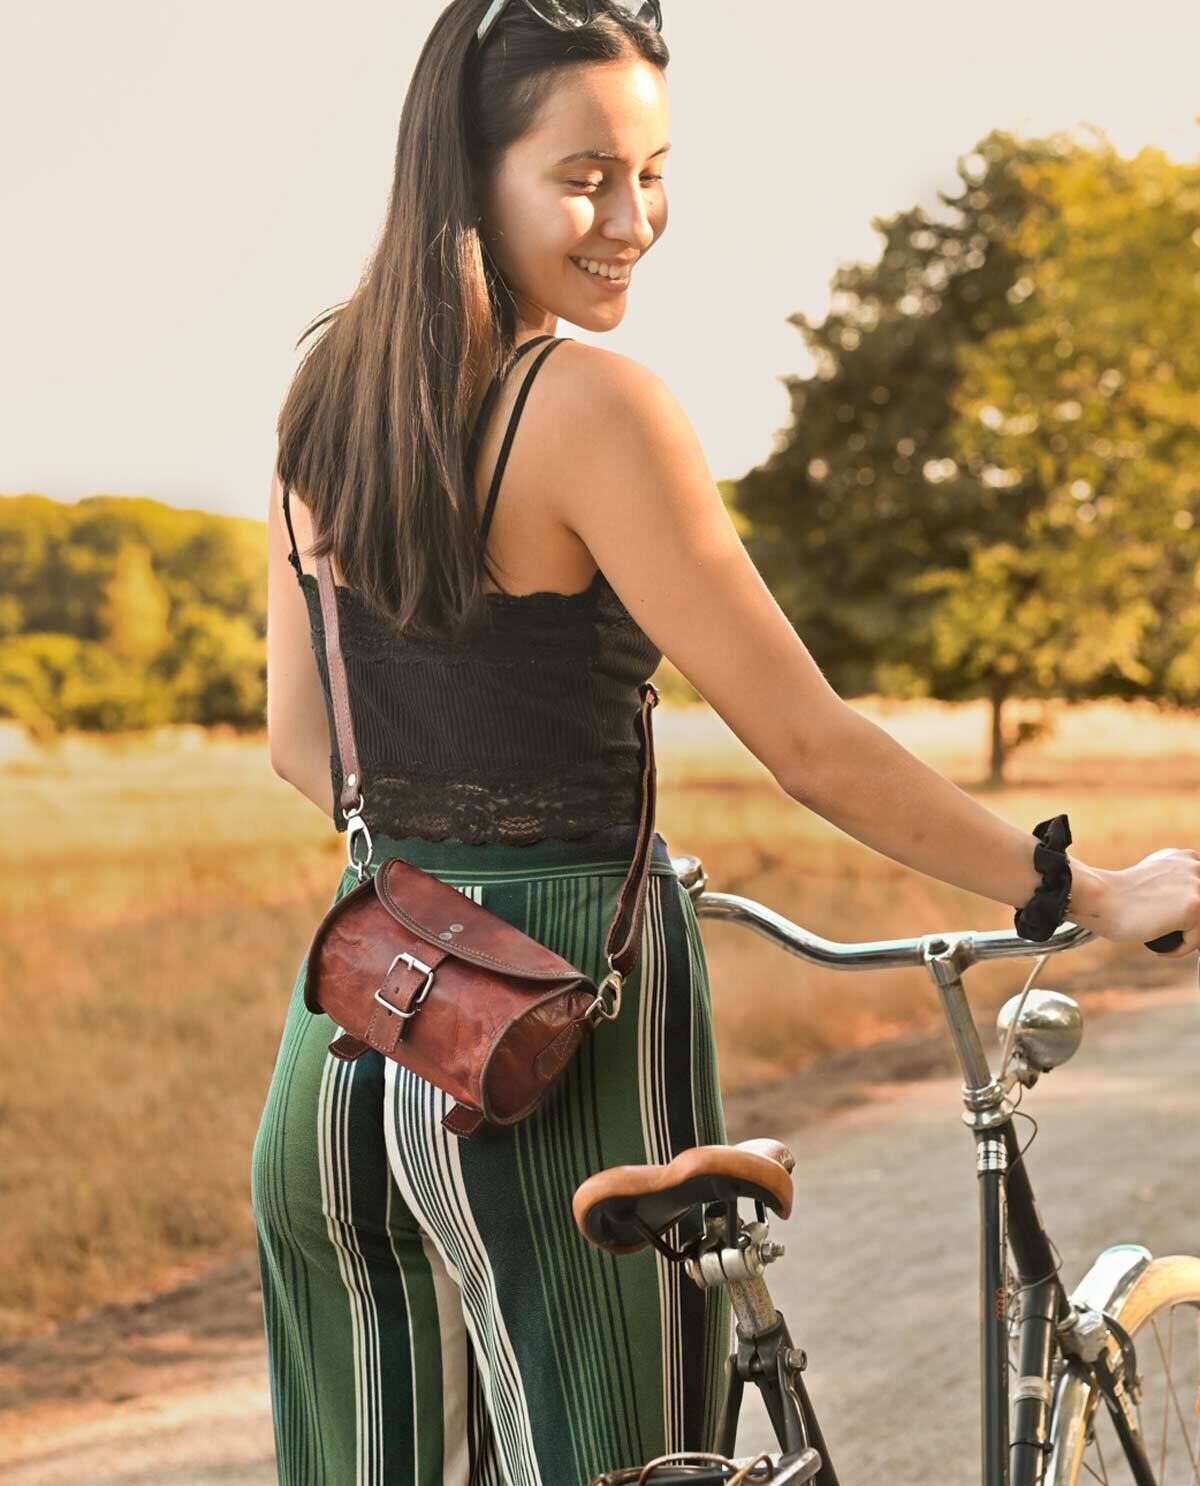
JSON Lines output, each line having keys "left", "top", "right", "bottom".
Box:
{"left": 275, "top": 0, "right": 669, "bottom": 643}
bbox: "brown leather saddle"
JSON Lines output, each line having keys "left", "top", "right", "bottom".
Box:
{"left": 572, "top": 1139, "right": 796, "bottom": 1256}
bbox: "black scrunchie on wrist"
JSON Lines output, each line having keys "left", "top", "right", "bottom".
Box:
{"left": 1014, "top": 813, "right": 1073, "bottom": 943}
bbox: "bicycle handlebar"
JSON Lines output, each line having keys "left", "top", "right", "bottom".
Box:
{"left": 689, "top": 888, "right": 1096, "bottom": 974}
{"left": 671, "top": 855, "right": 1187, "bottom": 966}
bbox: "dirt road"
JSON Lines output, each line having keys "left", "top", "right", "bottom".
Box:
{"left": 2, "top": 979, "right": 1196, "bottom": 1485}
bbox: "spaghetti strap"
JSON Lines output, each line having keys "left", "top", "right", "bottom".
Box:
{"left": 466, "top": 334, "right": 555, "bottom": 469}
{"left": 478, "top": 337, "right": 570, "bottom": 546}
{"left": 280, "top": 484, "right": 303, "bottom": 573}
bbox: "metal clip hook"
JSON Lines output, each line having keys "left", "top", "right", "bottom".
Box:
{"left": 586, "top": 967, "right": 624, "bottom": 1023}
{"left": 345, "top": 801, "right": 374, "bottom": 883}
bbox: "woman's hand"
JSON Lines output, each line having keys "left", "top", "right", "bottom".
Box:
{"left": 1078, "top": 849, "right": 1200, "bottom": 956}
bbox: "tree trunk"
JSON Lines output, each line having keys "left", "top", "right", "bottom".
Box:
{"left": 988, "top": 674, "right": 1010, "bottom": 786}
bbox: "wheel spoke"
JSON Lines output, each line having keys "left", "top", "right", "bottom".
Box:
{"left": 1081, "top": 1450, "right": 1108, "bottom": 1484}
{"left": 1150, "top": 1307, "right": 1200, "bottom": 1482}
{"left": 1192, "top": 1306, "right": 1200, "bottom": 1471}
{"left": 1155, "top": 1315, "right": 1170, "bottom": 1480}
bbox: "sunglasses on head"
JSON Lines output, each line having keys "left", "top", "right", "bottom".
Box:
{"left": 476, "top": 0, "right": 663, "bottom": 48}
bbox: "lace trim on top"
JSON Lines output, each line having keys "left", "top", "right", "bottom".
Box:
{"left": 324, "top": 758, "right": 648, "bottom": 849}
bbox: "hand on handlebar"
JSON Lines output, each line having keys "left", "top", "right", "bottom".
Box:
{"left": 1085, "top": 848, "right": 1200, "bottom": 957}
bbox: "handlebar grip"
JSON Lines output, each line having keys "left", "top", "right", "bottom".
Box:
{"left": 1145, "top": 929, "right": 1185, "bottom": 953}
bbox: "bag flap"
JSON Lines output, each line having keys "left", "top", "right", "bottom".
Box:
{"left": 375, "top": 857, "right": 587, "bottom": 984}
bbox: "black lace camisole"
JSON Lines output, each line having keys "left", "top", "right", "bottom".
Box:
{"left": 281, "top": 334, "right": 663, "bottom": 850}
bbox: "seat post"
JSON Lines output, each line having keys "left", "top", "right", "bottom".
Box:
{"left": 686, "top": 1208, "right": 839, "bottom": 1482}
{"left": 684, "top": 1212, "right": 783, "bottom": 1339}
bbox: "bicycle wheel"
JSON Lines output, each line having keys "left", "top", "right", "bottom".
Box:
{"left": 1046, "top": 1254, "right": 1200, "bottom": 1484}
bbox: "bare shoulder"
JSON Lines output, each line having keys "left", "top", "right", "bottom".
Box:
{"left": 532, "top": 338, "right": 732, "bottom": 572}
{"left": 536, "top": 340, "right": 685, "bottom": 438}
{"left": 528, "top": 339, "right": 707, "bottom": 521}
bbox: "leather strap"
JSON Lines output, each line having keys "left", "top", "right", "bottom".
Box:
{"left": 443, "top": 1103, "right": 486, "bottom": 1138}
{"left": 603, "top": 682, "right": 658, "bottom": 977}
{"left": 328, "top": 1031, "right": 371, "bottom": 1062}
{"left": 315, "top": 552, "right": 365, "bottom": 819}
{"left": 313, "top": 568, "right": 660, "bottom": 985}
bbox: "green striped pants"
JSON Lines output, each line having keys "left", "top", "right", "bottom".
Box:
{"left": 250, "top": 829, "right": 732, "bottom": 1485}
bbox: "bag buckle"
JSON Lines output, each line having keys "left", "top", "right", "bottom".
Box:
{"left": 586, "top": 967, "right": 624, "bottom": 1024}
{"left": 374, "top": 951, "right": 436, "bottom": 1017}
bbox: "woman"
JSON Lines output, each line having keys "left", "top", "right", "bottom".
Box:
{"left": 254, "top": 2, "right": 1200, "bottom": 1482}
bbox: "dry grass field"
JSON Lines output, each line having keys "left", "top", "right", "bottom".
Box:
{"left": 2, "top": 695, "right": 1197, "bottom": 1344}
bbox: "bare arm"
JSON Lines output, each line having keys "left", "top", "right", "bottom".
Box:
{"left": 541, "top": 346, "right": 1129, "bottom": 929}
{"left": 785, "top": 702, "right": 1112, "bottom": 921}
{"left": 789, "top": 714, "right": 1200, "bottom": 953}
{"left": 265, "top": 464, "right": 336, "bottom": 822}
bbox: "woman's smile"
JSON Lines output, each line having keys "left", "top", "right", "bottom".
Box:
{"left": 569, "top": 254, "right": 633, "bottom": 290}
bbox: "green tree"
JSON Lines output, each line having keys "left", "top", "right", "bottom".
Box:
{"left": 98, "top": 539, "right": 171, "bottom": 663}
{"left": 734, "top": 129, "right": 1200, "bottom": 781}
{"left": 0, "top": 633, "right": 166, "bottom": 735}
{"left": 734, "top": 128, "right": 1068, "bottom": 709}
{"left": 933, "top": 139, "right": 1200, "bottom": 778}
{"left": 153, "top": 602, "right": 266, "bottom": 727}
{"left": 0, "top": 493, "right": 269, "bottom": 733}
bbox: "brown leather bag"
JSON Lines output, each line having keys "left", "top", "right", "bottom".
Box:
{"left": 300, "top": 550, "right": 662, "bottom": 1138}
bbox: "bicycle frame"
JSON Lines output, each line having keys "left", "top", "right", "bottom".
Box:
{"left": 925, "top": 935, "right": 1162, "bottom": 1486}
{"left": 684, "top": 863, "right": 1166, "bottom": 1486}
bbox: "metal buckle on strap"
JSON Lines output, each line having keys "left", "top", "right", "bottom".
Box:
{"left": 345, "top": 797, "right": 374, "bottom": 883}
{"left": 373, "top": 952, "right": 436, "bottom": 1018}
{"left": 586, "top": 967, "right": 624, "bottom": 1024}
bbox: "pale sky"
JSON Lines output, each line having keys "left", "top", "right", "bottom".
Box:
{"left": 4, "top": 0, "right": 1199, "bottom": 516}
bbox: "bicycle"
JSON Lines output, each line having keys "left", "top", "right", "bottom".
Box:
{"left": 574, "top": 852, "right": 1200, "bottom": 1485}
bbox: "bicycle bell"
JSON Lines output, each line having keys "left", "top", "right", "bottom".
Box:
{"left": 996, "top": 987, "right": 1083, "bottom": 1078}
